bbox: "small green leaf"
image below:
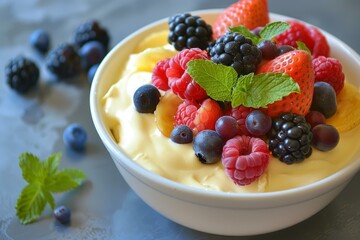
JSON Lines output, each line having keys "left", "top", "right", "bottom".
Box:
{"left": 260, "top": 21, "right": 290, "bottom": 40}
{"left": 46, "top": 169, "right": 86, "bottom": 193}
{"left": 19, "top": 153, "right": 41, "bottom": 184}
{"left": 229, "top": 25, "right": 261, "bottom": 44}
{"left": 296, "top": 41, "right": 311, "bottom": 55}
{"left": 232, "top": 73, "right": 300, "bottom": 108}
{"left": 187, "top": 59, "right": 238, "bottom": 101}
{"left": 42, "top": 188, "right": 56, "bottom": 210}
{"left": 42, "top": 152, "right": 61, "bottom": 177}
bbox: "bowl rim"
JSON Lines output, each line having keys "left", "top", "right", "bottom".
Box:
{"left": 90, "top": 9, "right": 360, "bottom": 203}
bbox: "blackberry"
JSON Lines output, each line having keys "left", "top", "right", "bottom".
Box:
{"left": 46, "top": 43, "right": 82, "bottom": 79}
{"left": 268, "top": 113, "right": 313, "bottom": 164}
{"left": 74, "top": 20, "right": 110, "bottom": 50}
{"left": 5, "top": 56, "right": 39, "bottom": 93}
{"left": 209, "top": 32, "right": 262, "bottom": 75}
{"left": 168, "top": 13, "right": 213, "bottom": 51}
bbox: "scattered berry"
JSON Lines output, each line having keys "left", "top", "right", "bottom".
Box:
{"left": 79, "top": 41, "right": 106, "bottom": 70}
{"left": 170, "top": 125, "right": 193, "bottom": 144}
{"left": 212, "top": 0, "right": 270, "bottom": 39}
{"left": 152, "top": 58, "right": 170, "bottom": 91}
{"left": 310, "top": 81, "right": 337, "bottom": 118}
{"left": 175, "top": 98, "right": 223, "bottom": 135}
{"left": 87, "top": 63, "right": 99, "bottom": 84}
{"left": 54, "top": 206, "right": 71, "bottom": 225}
{"left": 305, "top": 111, "right": 326, "bottom": 129}
{"left": 230, "top": 105, "right": 254, "bottom": 136}
{"left": 245, "top": 110, "right": 272, "bottom": 137}
{"left": 133, "top": 84, "right": 161, "bottom": 113}
{"left": 46, "top": 43, "right": 82, "bottom": 79}
{"left": 5, "top": 55, "right": 39, "bottom": 93}
{"left": 257, "top": 40, "right": 279, "bottom": 60}
{"left": 215, "top": 116, "right": 240, "bottom": 141}
{"left": 312, "top": 56, "right": 345, "bottom": 95}
{"left": 29, "top": 29, "right": 51, "bottom": 54}
{"left": 222, "top": 135, "right": 270, "bottom": 186}
{"left": 209, "top": 32, "right": 262, "bottom": 75}
{"left": 168, "top": 13, "right": 213, "bottom": 51}
{"left": 63, "top": 123, "right": 87, "bottom": 151}
{"left": 311, "top": 124, "right": 339, "bottom": 151}
{"left": 166, "top": 48, "right": 208, "bottom": 101}
{"left": 74, "top": 20, "right": 110, "bottom": 50}
{"left": 193, "top": 130, "right": 224, "bottom": 164}
{"left": 268, "top": 113, "right": 313, "bottom": 164}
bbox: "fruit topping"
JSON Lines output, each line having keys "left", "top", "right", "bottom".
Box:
{"left": 222, "top": 135, "right": 270, "bottom": 186}
{"left": 229, "top": 105, "right": 254, "bottom": 136}
{"left": 209, "top": 32, "right": 262, "bottom": 75}
{"left": 152, "top": 58, "right": 171, "bottom": 91}
{"left": 312, "top": 56, "right": 345, "bottom": 95}
{"left": 268, "top": 113, "right": 313, "bottom": 164}
{"left": 29, "top": 29, "right": 51, "bottom": 54}
{"left": 277, "top": 45, "right": 295, "bottom": 55}
{"left": 245, "top": 110, "right": 272, "bottom": 137}
{"left": 215, "top": 116, "right": 240, "bottom": 141}
{"left": 79, "top": 41, "right": 106, "bottom": 70}
{"left": 63, "top": 123, "right": 88, "bottom": 151}
{"left": 74, "top": 20, "right": 110, "bottom": 50}
{"left": 133, "top": 84, "right": 161, "bottom": 113}
{"left": 5, "top": 55, "right": 39, "bottom": 94}
{"left": 257, "top": 39, "right": 279, "bottom": 60}
{"left": 193, "top": 130, "right": 224, "bottom": 164}
{"left": 170, "top": 125, "right": 193, "bottom": 144}
{"left": 305, "top": 111, "right": 326, "bottom": 129}
{"left": 310, "top": 81, "right": 337, "bottom": 118}
{"left": 168, "top": 13, "right": 213, "bottom": 51}
{"left": 311, "top": 124, "right": 339, "bottom": 152}
{"left": 54, "top": 206, "right": 71, "bottom": 225}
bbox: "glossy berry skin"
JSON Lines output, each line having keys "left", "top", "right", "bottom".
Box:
{"left": 278, "top": 45, "right": 295, "bottom": 55}
{"left": 54, "top": 206, "right": 71, "bottom": 225}
{"left": 193, "top": 130, "right": 224, "bottom": 164}
{"left": 311, "top": 124, "right": 339, "bottom": 151}
{"left": 257, "top": 40, "right": 279, "bottom": 60}
{"left": 63, "top": 123, "right": 87, "bottom": 151}
{"left": 29, "top": 29, "right": 50, "bottom": 54}
{"left": 245, "top": 110, "right": 272, "bottom": 137}
{"left": 74, "top": 20, "right": 110, "bottom": 50}
{"left": 133, "top": 84, "right": 161, "bottom": 113}
{"left": 305, "top": 111, "right": 326, "bottom": 129}
{"left": 215, "top": 116, "right": 240, "bottom": 141}
{"left": 79, "top": 41, "right": 106, "bottom": 70}
{"left": 170, "top": 125, "right": 193, "bottom": 144}
{"left": 310, "top": 81, "right": 337, "bottom": 118}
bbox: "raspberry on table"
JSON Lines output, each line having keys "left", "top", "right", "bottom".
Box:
{"left": 152, "top": 58, "right": 171, "bottom": 91}
{"left": 5, "top": 55, "right": 39, "bottom": 93}
{"left": 312, "top": 56, "right": 345, "bottom": 95}
{"left": 166, "top": 48, "right": 209, "bottom": 101}
{"left": 74, "top": 20, "right": 110, "bottom": 50}
{"left": 168, "top": 13, "right": 213, "bottom": 51}
{"left": 222, "top": 135, "right": 270, "bottom": 186}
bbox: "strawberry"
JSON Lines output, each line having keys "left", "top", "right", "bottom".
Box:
{"left": 212, "top": 0, "right": 270, "bottom": 39}
{"left": 257, "top": 50, "right": 315, "bottom": 117}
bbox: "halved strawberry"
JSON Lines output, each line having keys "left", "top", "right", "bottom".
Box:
{"left": 212, "top": 0, "right": 270, "bottom": 39}
{"left": 257, "top": 50, "right": 315, "bottom": 117}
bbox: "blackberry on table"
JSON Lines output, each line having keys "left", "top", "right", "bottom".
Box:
{"left": 268, "top": 113, "right": 313, "bottom": 164}
{"left": 209, "top": 32, "right": 262, "bottom": 75}
{"left": 74, "top": 20, "right": 110, "bottom": 50}
{"left": 45, "top": 43, "right": 82, "bottom": 79}
{"left": 168, "top": 13, "right": 213, "bottom": 51}
{"left": 5, "top": 55, "right": 39, "bottom": 93}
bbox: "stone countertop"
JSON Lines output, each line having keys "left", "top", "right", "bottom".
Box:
{"left": 1, "top": 0, "right": 359, "bottom": 239}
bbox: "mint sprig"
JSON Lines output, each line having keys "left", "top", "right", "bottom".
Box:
{"left": 187, "top": 59, "right": 300, "bottom": 108}
{"left": 296, "top": 41, "right": 311, "bottom": 55}
{"left": 16, "top": 152, "right": 86, "bottom": 224}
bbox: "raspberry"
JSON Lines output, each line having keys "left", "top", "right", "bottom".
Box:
{"left": 312, "top": 56, "right": 345, "bottom": 95}
{"left": 166, "top": 48, "right": 209, "bottom": 101}
{"left": 307, "top": 26, "right": 330, "bottom": 58}
{"left": 175, "top": 98, "right": 223, "bottom": 135}
{"left": 229, "top": 105, "right": 254, "bottom": 136}
{"left": 222, "top": 135, "right": 270, "bottom": 186}
{"left": 152, "top": 58, "right": 170, "bottom": 91}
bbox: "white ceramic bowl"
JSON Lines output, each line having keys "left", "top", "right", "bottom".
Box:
{"left": 90, "top": 10, "right": 360, "bottom": 236}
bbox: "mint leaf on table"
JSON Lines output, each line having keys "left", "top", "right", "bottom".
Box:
{"left": 16, "top": 152, "right": 86, "bottom": 224}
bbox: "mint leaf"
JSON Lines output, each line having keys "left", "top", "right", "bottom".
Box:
{"left": 232, "top": 73, "right": 300, "bottom": 108}
{"left": 229, "top": 25, "right": 261, "bottom": 44}
{"left": 19, "top": 153, "right": 41, "bottom": 184}
{"left": 42, "top": 152, "right": 61, "bottom": 177}
{"left": 260, "top": 21, "right": 290, "bottom": 40}
{"left": 187, "top": 59, "right": 237, "bottom": 101}
{"left": 296, "top": 41, "right": 311, "bottom": 55}
{"left": 46, "top": 169, "right": 86, "bottom": 193}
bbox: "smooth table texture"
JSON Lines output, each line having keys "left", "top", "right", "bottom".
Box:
{"left": 1, "top": 0, "right": 359, "bottom": 239}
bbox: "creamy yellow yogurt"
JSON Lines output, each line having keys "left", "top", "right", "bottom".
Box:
{"left": 102, "top": 34, "right": 360, "bottom": 193}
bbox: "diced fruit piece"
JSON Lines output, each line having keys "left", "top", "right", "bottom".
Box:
{"left": 63, "top": 123, "right": 87, "bottom": 151}
{"left": 257, "top": 40, "right": 279, "bottom": 60}
{"left": 305, "top": 111, "right": 326, "bottom": 129}
{"left": 79, "top": 41, "right": 106, "bottom": 70}
{"left": 29, "top": 29, "right": 51, "bottom": 54}
{"left": 193, "top": 130, "right": 224, "bottom": 164}
{"left": 155, "top": 91, "right": 183, "bottom": 137}
{"left": 257, "top": 50, "right": 315, "bottom": 117}
{"left": 54, "top": 206, "right": 71, "bottom": 225}
{"left": 312, "top": 124, "right": 339, "bottom": 151}
{"left": 152, "top": 58, "right": 170, "bottom": 91}
{"left": 310, "top": 81, "right": 337, "bottom": 118}
{"left": 133, "top": 84, "right": 161, "bottom": 113}
{"left": 170, "top": 125, "right": 193, "bottom": 144}
{"left": 245, "top": 110, "right": 272, "bottom": 137}
{"left": 215, "top": 116, "right": 240, "bottom": 141}
{"left": 212, "top": 0, "right": 270, "bottom": 39}
{"left": 312, "top": 56, "right": 345, "bottom": 95}
{"left": 222, "top": 135, "right": 270, "bottom": 186}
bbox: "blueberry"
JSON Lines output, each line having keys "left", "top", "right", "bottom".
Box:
{"left": 63, "top": 123, "right": 87, "bottom": 151}
{"left": 29, "top": 29, "right": 51, "bottom": 54}
{"left": 193, "top": 130, "right": 224, "bottom": 164}
{"left": 133, "top": 84, "right": 161, "bottom": 113}
{"left": 312, "top": 124, "right": 339, "bottom": 151}
{"left": 245, "top": 110, "right": 272, "bottom": 137}
{"left": 310, "top": 81, "right": 337, "bottom": 118}
{"left": 54, "top": 206, "right": 71, "bottom": 224}
{"left": 79, "top": 41, "right": 106, "bottom": 70}
{"left": 170, "top": 125, "right": 193, "bottom": 144}
{"left": 87, "top": 63, "right": 99, "bottom": 85}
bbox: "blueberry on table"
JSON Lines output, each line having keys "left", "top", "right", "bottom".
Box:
{"left": 79, "top": 41, "right": 106, "bottom": 70}
{"left": 63, "top": 123, "right": 87, "bottom": 151}
{"left": 54, "top": 206, "right": 71, "bottom": 225}
{"left": 29, "top": 28, "right": 51, "bottom": 54}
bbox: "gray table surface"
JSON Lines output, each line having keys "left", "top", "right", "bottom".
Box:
{"left": 1, "top": 0, "right": 359, "bottom": 239}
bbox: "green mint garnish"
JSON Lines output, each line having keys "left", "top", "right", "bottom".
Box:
{"left": 16, "top": 152, "right": 86, "bottom": 224}
{"left": 187, "top": 59, "right": 300, "bottom": 108}
{"left": 296, "top": 41, "right": 311, "bottom": 55}
{"left": 229, "top": 25, "right": 261, "bottom": 44}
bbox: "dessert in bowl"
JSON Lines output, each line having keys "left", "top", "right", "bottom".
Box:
{"left": 90, "top": 1, "right": 360, "bottom": 236}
